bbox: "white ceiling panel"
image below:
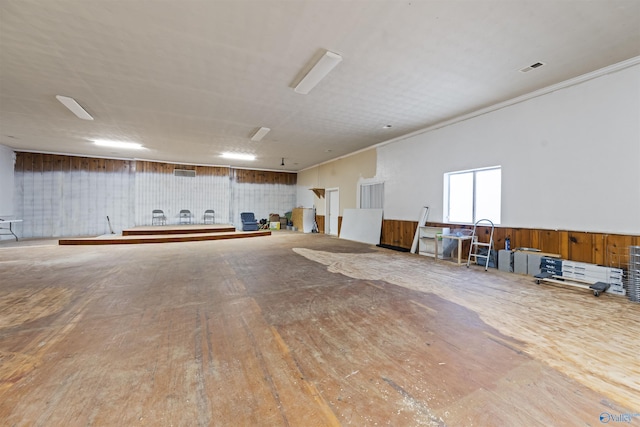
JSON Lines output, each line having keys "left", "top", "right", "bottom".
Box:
{"left": 1, "top": 0, "right": 639, "bottom": 170}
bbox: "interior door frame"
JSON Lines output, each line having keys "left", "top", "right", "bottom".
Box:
{"left": 325, "top": 187, "right": 339, "bottom": 236}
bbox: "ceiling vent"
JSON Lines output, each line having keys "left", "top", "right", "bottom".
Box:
{"left": 519, "top": 62, "right": 545, "bottom": 73}
{"left": 174, "top": 168, "right": 196, "bottom": 178}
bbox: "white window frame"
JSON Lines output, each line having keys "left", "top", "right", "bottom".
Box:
{"left": 443, "top": 166, "right": 501, "bottom": 225}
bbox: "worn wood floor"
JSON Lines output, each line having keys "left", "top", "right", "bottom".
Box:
{"left": 1, "top": 232, "right": 638, "bottom": 426}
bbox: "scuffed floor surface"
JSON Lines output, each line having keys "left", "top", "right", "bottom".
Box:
{"left": 1, "top": 232, "right": 638, "bottom": 426}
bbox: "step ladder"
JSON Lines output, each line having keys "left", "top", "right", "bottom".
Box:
{"left": 467, "top": 219, "right": 495, "bottom": 271}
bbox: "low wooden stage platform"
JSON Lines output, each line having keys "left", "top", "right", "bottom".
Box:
{"left": 122, "top": 224, "right": 236, "bottom": 236}
{"left": 59, "top": 224, "right": 270, "bottom": 245}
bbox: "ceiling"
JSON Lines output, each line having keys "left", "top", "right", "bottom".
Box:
{"left": 1, "top": 1, "right": 639, "bottom": 171}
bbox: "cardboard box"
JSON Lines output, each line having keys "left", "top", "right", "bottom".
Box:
{"left": 269, "top": 221, "right": 280, "bottom": 230}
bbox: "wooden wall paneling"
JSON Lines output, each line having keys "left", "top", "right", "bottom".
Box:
{"left": 404, "top": 221, "right": 417, "bottom": 249}
{"left": 194, "top": 165, "right": 228, "bottom": 177}
{"left": 592, "top": 233, "right": 607, "bottom": 266}
{"left": 603, "top": 234, "right": 636, "bottom": 268}
{"left": 532, "top": 229, "right": 562, "bottom": 255}
{"left": 42, "top": 154, "right": 54, "bottom": 173}
{"left": 567, "top": 231, "right": 594, "bottom": 263}
{"left": 559, "top": 231, "right": 570, "bottom": 259}
{"left": 316, "top": 215, "right": 325, "bottom": 234}
{"left": 14, "top": 152, "right": 23, "bottom": 171}
{"left": 379, "top": 218, "right": 390, "bottom": 246}
{"left": 492, "top": 227, "right": 508, "bottom": 250}
{"left": 380, "top": 218, "right": 399, "bottom": 247}
{"left": 57, "top": 155, "right": 70, "bottom": 173}
{"left": 378, "top": 220, "right": 639, "bottom": 265}
{"left": 379, "top": 219, "right": 392, "bottom": 246}
{"left": 71, "top": 156, "right": 81, "bottom": 171}
{"left": 233, "top": 168, "right": 296, "bottom": 185}
{"left": 111, "top": 159, "right": 123, "bottom": 174}
{"left": 510, "top": 228, "right": 531, "bottom": 250}
{"left": 23, "top": 152, "right": 33, "bottom": 172}
{"left": 474, "top": 225, "right": 492, "bottom": 244}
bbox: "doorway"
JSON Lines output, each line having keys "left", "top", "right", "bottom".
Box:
{"left": 325, "top": 188, "right": 339, "bottom": 236}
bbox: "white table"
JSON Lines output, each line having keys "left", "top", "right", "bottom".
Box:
{"left": 0, "top": 219, "right": 23, "bottom": 241}
{"left": 438, "top": 233, "right": 474, "bottom": 265}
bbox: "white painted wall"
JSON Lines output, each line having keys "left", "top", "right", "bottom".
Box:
{"left": 231, "top": 182, "right": 297, "bottom": 229}
{"left": 0, "top": 145, "right": 16, "bottom": 240}
{"left": 14, "top": 158, "right": 297, "bottom": 238}
{"left": 378, "top": 63, "right": 640, "bottom": 235}
{"left": 14, "top": 163, "right": 134, "bottom": 237}
{"left": 135, "top": 172, "right": 230, "bottom": 226}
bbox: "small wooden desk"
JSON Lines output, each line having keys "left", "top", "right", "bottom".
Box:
{"left": 438, "top": 233, "right": 473, "bottom": 265}
{"left": 0, "top": 219, "right": 22, "bottom": 241}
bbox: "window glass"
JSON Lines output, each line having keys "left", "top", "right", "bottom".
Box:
{"left": 445, "top": 167, "right": 501, "bottom": 224}
{"left": 448, "top": 173, "right": 473, "bottom": 223}
{"left": 475, "top": 168, "right": 501, "bottom": 223}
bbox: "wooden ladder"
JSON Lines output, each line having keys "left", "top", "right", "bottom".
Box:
{"left": 467, "top": 219, "right": 495, "bottom": 271}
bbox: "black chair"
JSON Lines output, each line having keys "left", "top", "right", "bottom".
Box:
{"left": 152, "top": 209, "right": 166, "bottom": 225}
{"left": 179, "top": 209, "right": 192, "bottom": 224}
{"left": 204, "top": 209, "right": 215, "bottom": 224}
{"left": 240, "top": 212, "right": 259, "bottom": 231}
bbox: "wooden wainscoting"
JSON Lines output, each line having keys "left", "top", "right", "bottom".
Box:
{"left": 315, "top": 215, "right": 325, "bottom": 234}
{"left": 381, "top": 219, "right": 640, "bottom": 264}
{"left": 314, "top": 215, "right": 342, "bottom": 236}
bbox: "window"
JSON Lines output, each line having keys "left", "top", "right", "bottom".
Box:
{"left": 444, "top": 166, "right": 501, "bottom": 224}
{"left": 359, "top": 182, "right": 384, "bottom": 209}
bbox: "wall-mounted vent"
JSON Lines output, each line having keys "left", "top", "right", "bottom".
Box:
{"left": 174, "top": 169, "right": 196, "bottom": 178}
{"left": 519, "top": 62, "right": 546, "bottom": 73}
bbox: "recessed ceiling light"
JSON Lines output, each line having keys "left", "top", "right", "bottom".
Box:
{"left": 94, "top": 139, "right": 144, "bottom": 149}
{"left": 383, "top": 124, "right": 392, "bottom": 129}
{"left": 56, "top": 95, "right": 94, "bottom": 120}
{"left": 221, "top": 152, "right": 256, "bottom": 161}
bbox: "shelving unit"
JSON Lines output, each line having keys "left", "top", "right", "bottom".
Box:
{"left": 418, "top": 226, "right": 449, "bottom": 259}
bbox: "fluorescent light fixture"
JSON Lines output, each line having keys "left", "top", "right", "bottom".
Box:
{"left": 250, "top": 127, "right": 270, "bottom": 142}
{"left": 94, "top": 139, "right": 145, "bottom": 150}
{"left": 294, "top": 50, "right": 343, "bottom": 94}
{"left": 221, "top": 152, "right": 255, "bottom": 161}
{"left": 56, "top": 95, "right": 94, "bottom": 120}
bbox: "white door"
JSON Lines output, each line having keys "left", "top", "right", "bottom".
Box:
{"left": 326, "top": 189, "right": 339, "bottom": 236}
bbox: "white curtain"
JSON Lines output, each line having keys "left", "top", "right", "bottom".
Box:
{"left": 360, "top": 182, "right": 384, "bottom": 209}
